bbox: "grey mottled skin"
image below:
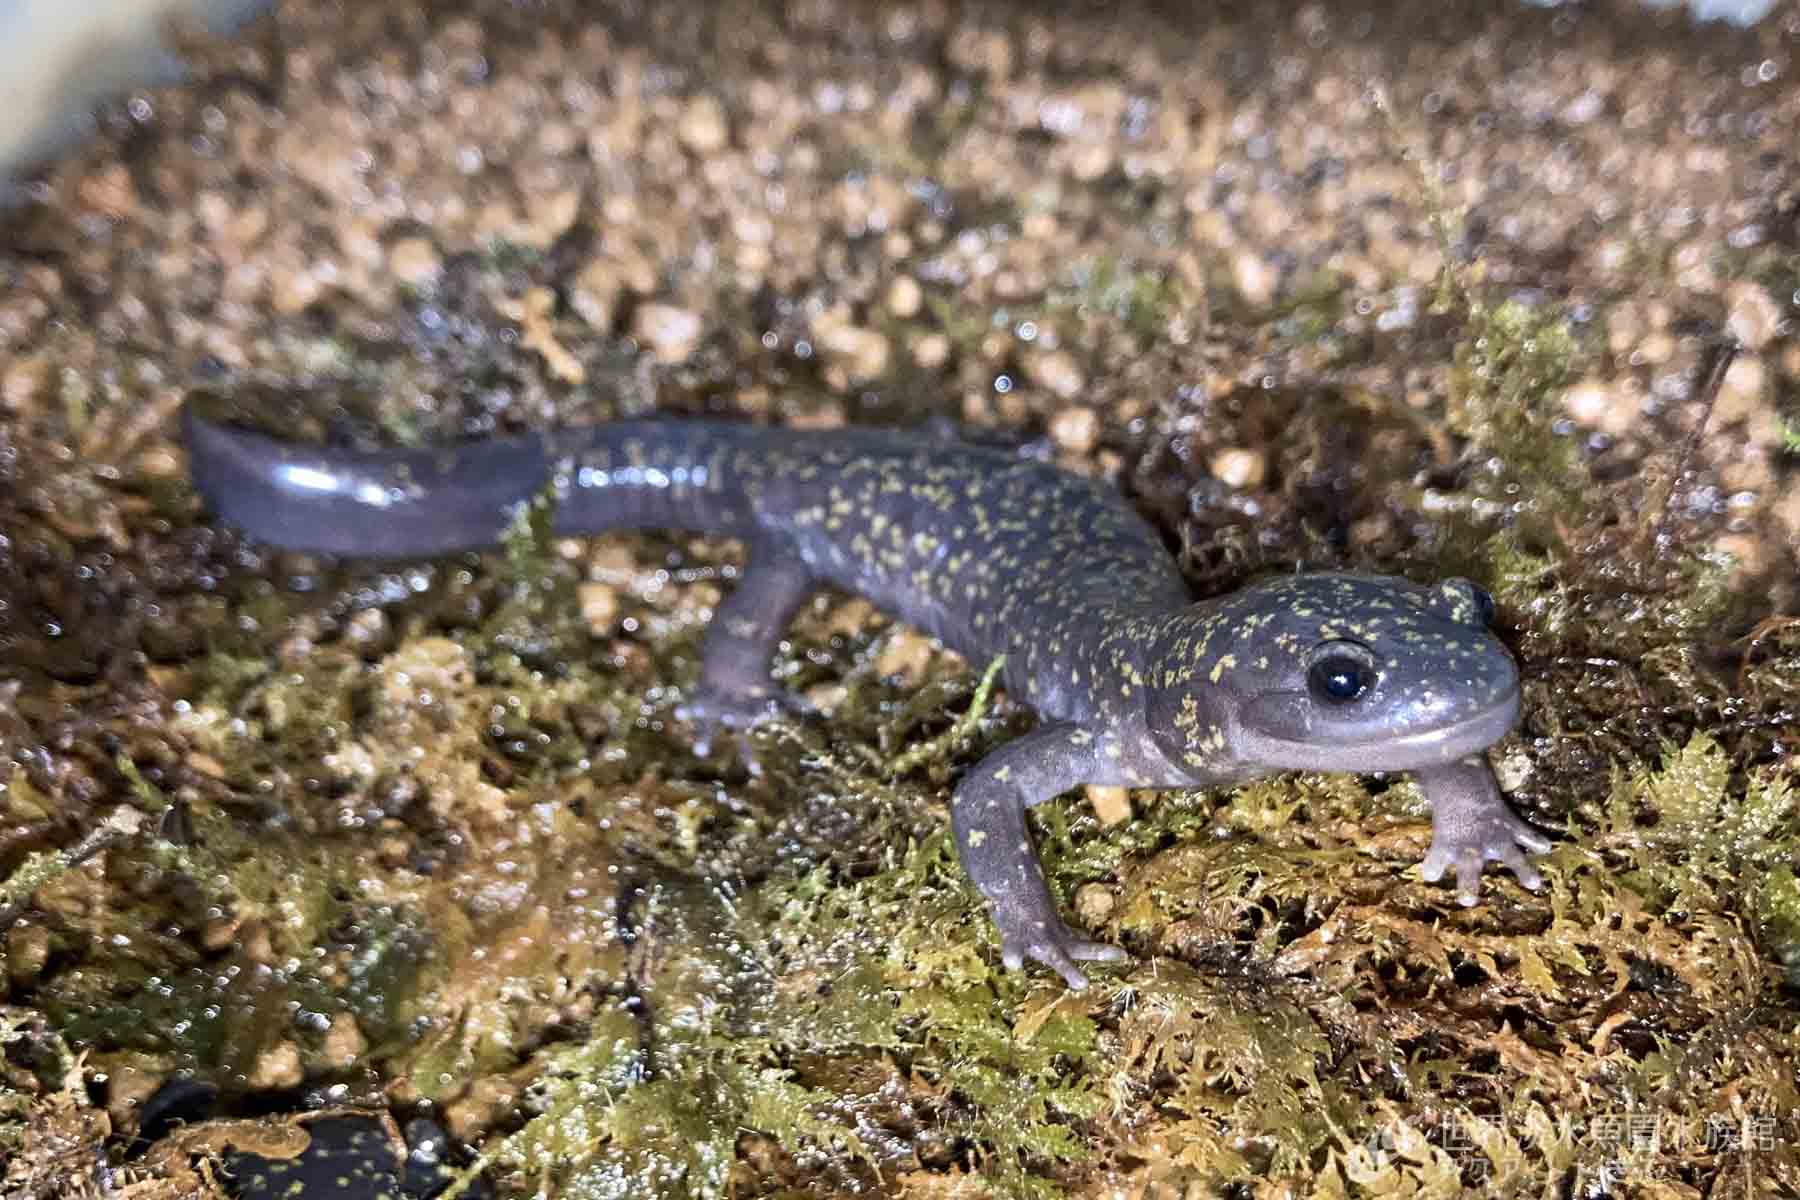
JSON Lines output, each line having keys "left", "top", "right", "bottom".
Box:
{"left": 184, "top": 407, "right": 1550, "bottom": 988}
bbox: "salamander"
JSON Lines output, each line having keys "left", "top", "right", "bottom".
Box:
{"left": 182, "top": 405, "right": 1550, "bottom": 988}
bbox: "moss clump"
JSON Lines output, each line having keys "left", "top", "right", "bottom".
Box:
{"left": 1603, "top": 732, "right": 1800, "bottom": 970}
{"left": 1447, "top": 296, "right": 1584, "bottom": 523}
{"left": 1053, "top": 256, "right": 1191, "bottom": 343}
{"left": 449, "top": 998, "right": 874, "bottom": 1200}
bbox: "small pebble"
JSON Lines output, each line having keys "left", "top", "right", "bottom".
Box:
{"left": 1561, "top": 379, "right": 1610, "bottom": 426}
{"left": 633, "top": 303, "right": 704, "bottom": 361}
{"left": 1210, "top": 447, "right": 1266, "bottom": 489}
{"left": 2, "top": 354, "right": 48, "bottom": 410}
{"left": 1725, "top": 280, "right": 1782, "bottom": 351}
{"left": 874, "top": 628, "right": 935, "bottom": 687}
{"left": 886, "top": 275, "right": 923, "bottom": 318}
{"left": 570, "top": 257, "right": 622, "bottom": 331}
{"left": 1231, "top": 251, "right": 1278, "bottom": 307}
{"left": 249, "top": 1041, "right": 304, "bottom": 1090}
{"left": 388, "top": 237, "right": 442, "bottom": 288}
{"left": 912, "top": 332, "right": 951, "bottom": 369}
{"left": 578, "top": 582, "right": 620, "bottom": 635}
{"left": 814, "top": 313, "right": 890, "bottom": 382}
{"left": 679, "top": 94, "right": 730, "bottom": 153}
{"left": 1027, "top": 350, "right": 1086, "bottom": 401}
{"left": 1086, "top": 785, "right": 1131, "bottom": 826}
{"left": 1074, "top": 881, "right": 1116, "bottom": 923}
{"left": 1714, "top": 355, "right": 1766, "bottom": 423}
{"left": 1050, "top": 406, "right": 1100, "bottom": 454}
{"left": 323, "top": 1014, "right": 367, "bottom": 1068}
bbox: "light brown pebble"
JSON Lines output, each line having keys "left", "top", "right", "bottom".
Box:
{"left": 1068, "top": 142, "right": 1113, "bottom": 182}
{"left": 1027, "top": 350, "right": 1086, "bottom": 401}
{"left": 388, "top": 237, "right": 443, "bottom": 288}
{"left": 271, "top": 263, "right": 324, "bottom": 315}
{"left": 820, "top": 598, "right": 879, "bottom": 638}
{"left": 1494, "top": 749, "right": 1534, "bottom": 794}
{"left": 874, "top": 628, "right": 935, "bottom": 687}
{"left": 1562, "top": 376, "right": 1638, "bottom": 437}
{"left": 1050, "top": 406, "right": 1100, "bottom": 454}
{"left": 1210, "top": 447, "right": 1266, "bottom": 489}
{"left": 1561, "top": 378, "right": 1611, "bottom": 426}
{"left": 912, "top": 331, "right": 951, "bottom": 369}
{"left": 1712, "top": 533, "right": 1763, "bottom": 576}
{"left": 886, "top": 275, "right": 923, "bottom": 318}
{"left": 1605, "top": 303, "right": 1644, "bottom": 355}
{"left": 678, "top": 93, "right": 731, "bottom": 153}
{"left": 578, "top": 582, "right": 620, "bottom": 635}
{"left": 249, "top": 1041, "right": 304, "bottom": 1090}
{"left": 344, "top": 607, "right": 390, "bottom": 649}
{"left": 323, "top": 1014, "right": 367, "bottom": 1068}
{"left": 814, "top": 315, "right": 890, "bottom": 381}
{"left": 946, "top": 28, "right": 1013, "bottom": 78}
{"left": 498, "top": 286, "right": 586, "bottom": 384}
{"left": 1715, "top": 355, "right": 1765, "bottom": 424}
{"left": 632, "top": 303, "right": 704, "bottom": 361}
{"left": 527, "top": 188, "right": 582, "bottom": 246}
{"left": 569, "top": 257, "right": 622, "bottom": 331}
{"left": 199, "top": 916, "right": 242, "bottom": 953}
{"left": 1231, "top": 251, "right": 1277, "bottom": 308}
{"left": 2, "top": 354, "right": 48, "bottom": 411}
{"left": 1725, "top": 280, "right": 1783, "bottom": 351}
{"left": 134, "top": 445, "right": 183, "bottom": 478}
{"left": 1635, "top": 331, "right": 1676, "bottom": 365}
{"left": 1086, "top": 785, "right": 1132, "bottom": 826}
{"left": 1074, "top": 881, "right": 1117, "bottom": 923}
{"left": 803, "top": 681, "right": 847, "bottom": 713}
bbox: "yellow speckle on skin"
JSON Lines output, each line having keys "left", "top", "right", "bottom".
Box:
{"left": 1208, "top": 653, "right": 1237, "bottom": 683}
{"left": 968, "top": 830, "right": 987, "bottom": 847}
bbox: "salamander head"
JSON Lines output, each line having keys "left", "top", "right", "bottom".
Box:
{"left": 1146, "top": 573, "right": 1520, "bottom": 777}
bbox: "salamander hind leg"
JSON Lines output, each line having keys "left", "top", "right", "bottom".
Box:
{"left": 951, "top": 723, "right": 1128, "bottom": 989}
{"left": 676, "top": 541, "right": 818, "bottom": 759}
{"left": 1415, "top": 757, "right": 1552, "bottom": 904}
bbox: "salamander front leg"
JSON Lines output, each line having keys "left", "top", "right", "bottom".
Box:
{"left": 951, "top": 722, "right": 1127, "bottom": 989}
{"left": 1415, "top": 756, "right": 1551, "bottom": 903}
{"left": 677, "top": 540, "right": 817, "bottom": 757}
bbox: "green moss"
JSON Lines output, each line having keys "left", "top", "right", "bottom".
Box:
{"left": 1603, "top": 732, "right": 1800, "bottom": 955}
{"left": 1053, "top": 257, "right": 1189, "bottom": 343}
{"left": 881, "top": 654, "right": 1005, "bottom": 778}
{"left": 1447, "top": 296, "right": 1583, "bottom": 517}
{"left": 449, "top": 1006, "right": 872, "bottom": 1200}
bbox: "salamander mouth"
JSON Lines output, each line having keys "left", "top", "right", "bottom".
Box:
{"left": 1235, "top": 687, "right": 1522, "bottom": 775}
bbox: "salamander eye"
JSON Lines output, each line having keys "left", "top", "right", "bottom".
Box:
{"left": 1306, "top": 641, "right": 1376, "bottom": 705}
